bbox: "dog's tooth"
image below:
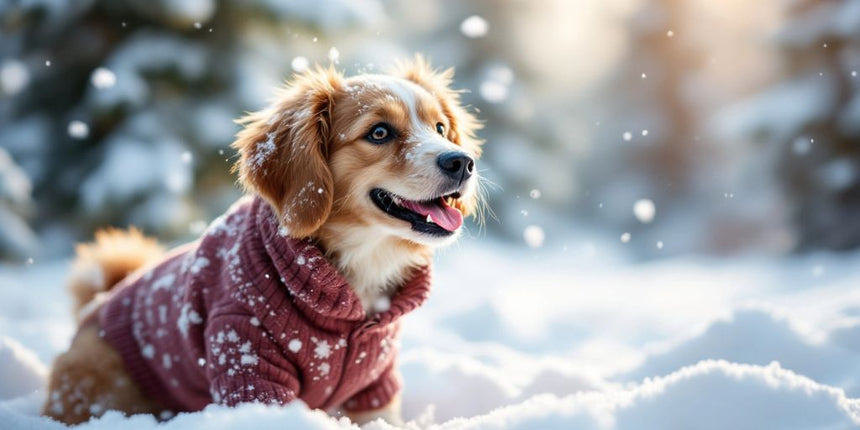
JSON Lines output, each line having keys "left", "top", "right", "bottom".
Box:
{"left": 426, "top": 214, "right": 433, "bottom": 223}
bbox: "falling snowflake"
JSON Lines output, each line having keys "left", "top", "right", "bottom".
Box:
{"left": 633, "top": 199, "right": 656, "bottom": 224}
{"left": 291, "top": 56, "right": 310, "bottom": 73}
{"left": 1, "top": 60, "right": 29, "bottom": 95}
{"left": 91, "top": 67, "right": 116, "bottom": 89}
{"left": 373, "top": 296, "right": 391, "bottom": 313}
{"left": 523, "top": 225, "right": 545, "bottom": 248}
{"left": 460, "top": 15, "right": 488, "bottom": 38}
{"left": 479, "top": 80, "right": 508, "bottom": 104}
{"left": 68, "top": 121, "right": 90, "bottom": 139}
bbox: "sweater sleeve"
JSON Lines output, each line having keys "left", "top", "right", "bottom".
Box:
{"left": 342, "top": 359, "right": 401, "bottom": 412}
{"left": 204, "top": 313, "right": 301, "bottom": 407}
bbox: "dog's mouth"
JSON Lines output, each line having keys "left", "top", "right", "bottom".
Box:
{"left": 370, "top": 188, "right": 464, "bottom": 236}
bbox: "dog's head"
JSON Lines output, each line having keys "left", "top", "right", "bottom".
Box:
{"left": 232, "top": 57, "right": 483, "bottom": 247}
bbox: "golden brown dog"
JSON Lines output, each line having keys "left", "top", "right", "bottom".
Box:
{"left": 43, "top": 57, "right": 483, "bottom": 425}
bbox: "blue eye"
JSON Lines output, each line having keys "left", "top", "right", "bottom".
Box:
{"left": 367, "top": 123, "right": 394, "bottom": 144}
{"left": 436, "top": 122, "right": 445, "bottom": 136}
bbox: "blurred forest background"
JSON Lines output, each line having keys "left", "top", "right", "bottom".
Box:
{"left": 1, "top": 0, "right": 859, "bottom": 262}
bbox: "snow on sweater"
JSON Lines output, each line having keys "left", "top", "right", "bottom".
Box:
{"left": 99, "top": 196, "right": 431, "bottom": 413}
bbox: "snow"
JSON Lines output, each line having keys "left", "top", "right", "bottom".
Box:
{"left": 522, "top": 226, "right": 545, "bottom": 248}
{"left": 249, "top": 133, "right": 277, "bottom": 169}
{"left": 0, "top": 59, "right": 29, "bottom": 95}
{"left": 328, "top": 47, "right": 340, "bottom": 64}
{"left": 0, "top": 149, "right": 38, "bottom": 259}
{"left": 313, "top": 339, "right": 332, "bottom": 359}
{"left": 818, "top": 159, "right": 857, "bottom": 191}
{"left": 632, "top": 199, "right": 655, "bottom": 223}
{"left": 3, "top": 238, "right": 860, "bottom": 429}
{"left": 460, "top": 15, "right": 489, "bottom": 39}
{"left": 719, "top": 76, "right": 835, "bottom": 145}
{"left": 66, "top": 121, "right": 89, "bottom": 140}
{"left": 80, "top": 136, "right": 193, "bottom": 212}
{"left": 258, "top": 0, "right": 385, "bottom": 31}
{"left": 90, "top": 67, "right": 116, "bottom": 89}
{"left": 0, "top": 337, "right": 47, "bottom": 400}
{"left": 792, "top": 136, "right": 813, "bottom": 155}
{"left": 88, "top": 33, "right": 209, "bottom": 109}
{"left": 291, "top": 56, "right": 310, "bottom": 73}
{"left": 373, "top": 296, "right": 391, "bottom": 313}
{"left": 479, "top": 81, "right": 508, "bottom": 104}
{"left": 161, "top": 0, "right": 216, "bottom": 25}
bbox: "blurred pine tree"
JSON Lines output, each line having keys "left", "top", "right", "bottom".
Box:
{"left": 742, "top": 0, "right": 860, "bottom": 251}
{"left": 0, "top": 0, "right": 377, "bottom": 259}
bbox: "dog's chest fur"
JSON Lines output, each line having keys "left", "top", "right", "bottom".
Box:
{"left": 318, "top": 224, "right": 430, "bottom": 313}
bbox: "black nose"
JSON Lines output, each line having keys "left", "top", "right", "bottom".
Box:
{"left": 437, "top": 151, "right": 475, "bottom": 182}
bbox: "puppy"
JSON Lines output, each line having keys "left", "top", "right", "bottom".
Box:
{"left": 42, "top": 57, "right": 483, "bottom": 425}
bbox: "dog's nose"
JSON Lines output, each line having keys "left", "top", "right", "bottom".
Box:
{"left": 437, "top": 151, "right": 475, "bottom": 182}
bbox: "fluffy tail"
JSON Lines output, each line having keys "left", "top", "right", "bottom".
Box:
{"left": 68, "top": 228, "right": 163, "bottom": 323}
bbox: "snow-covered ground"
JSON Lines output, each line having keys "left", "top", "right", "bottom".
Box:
{"left": 2, "top": 236, "right": 860, "bottom": 429}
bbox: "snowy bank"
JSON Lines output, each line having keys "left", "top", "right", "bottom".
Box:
{"left": 2, "top": 239, "right": 860, "bottom": 429}
{"left": 3, "top": 359, "right": 859, "bottom": 430}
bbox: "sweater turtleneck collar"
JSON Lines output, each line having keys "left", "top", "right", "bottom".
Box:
{"left": 252, "top": 196, "right": 432, "bottom": 327}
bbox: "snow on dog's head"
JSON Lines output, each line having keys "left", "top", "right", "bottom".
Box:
{"left": 232, "top": 56, "right": 484, "bottom": 247}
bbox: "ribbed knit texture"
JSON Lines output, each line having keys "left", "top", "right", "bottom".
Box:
{"left": 99, "top": 196, "right": 431, "bottom": 413}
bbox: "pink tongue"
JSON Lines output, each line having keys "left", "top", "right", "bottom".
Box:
{"left": 402, "top": 199, "right": 464, "bottom": 231}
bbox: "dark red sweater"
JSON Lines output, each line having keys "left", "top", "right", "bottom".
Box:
{"left": 99, "top": 196, "right": 431, "bottom": 413}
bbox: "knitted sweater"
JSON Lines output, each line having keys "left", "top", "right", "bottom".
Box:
{"left": 99, "top": 196, "right": 431, "bottom": 413}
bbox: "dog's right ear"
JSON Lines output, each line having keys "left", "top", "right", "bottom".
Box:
{"left": 232, "top": 67, "right": 342, "bottom": 238}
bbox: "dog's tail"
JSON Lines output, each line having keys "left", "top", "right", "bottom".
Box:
{"left": 68, "top": 227, "right": 163, "bottom": 324}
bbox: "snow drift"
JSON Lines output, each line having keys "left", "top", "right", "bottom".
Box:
{"left": 2, "top": 240, "right": 860, "bottom": 429}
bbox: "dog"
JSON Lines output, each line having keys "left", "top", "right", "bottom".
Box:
{"left": 42, "top": 56, "right": 483, "bottom": 425}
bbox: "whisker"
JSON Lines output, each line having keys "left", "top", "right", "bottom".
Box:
{"left": 470, "top": 175, "right": 500, "bottom": 236}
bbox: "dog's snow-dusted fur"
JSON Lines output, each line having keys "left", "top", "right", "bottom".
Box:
{"left": 43, "top": 57, "right": 483, "bottom": 425}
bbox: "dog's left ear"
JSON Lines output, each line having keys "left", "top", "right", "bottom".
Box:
{"left": 232, "top": 67, "right": 341, "bottom": 238}
{"left": 394, "top": 55, "right": 484, "bottom": 159}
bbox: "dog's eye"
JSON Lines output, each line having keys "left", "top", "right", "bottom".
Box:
{"left": 367, "top": 123, "right": 394, "bottom": 144}
{"left": 436, "top": 122, "right": 445, "bottom": 136}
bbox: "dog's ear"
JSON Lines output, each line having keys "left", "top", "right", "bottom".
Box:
{"left": 395, "top": 55, "right": 485, "bottom": 217}
{"left": 394, "top": 55, "right": 484, "bottom": 159}
{"left": 232, "top": 67, "right": 341, "bottom": 238}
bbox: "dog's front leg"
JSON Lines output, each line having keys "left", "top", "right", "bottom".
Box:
{"left": 344, "top": 394, "right": 402, "bottom": 426}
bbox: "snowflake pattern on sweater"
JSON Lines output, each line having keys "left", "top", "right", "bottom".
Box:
{"left": 99, "top": 196, "right": 431, "bottom": 413}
